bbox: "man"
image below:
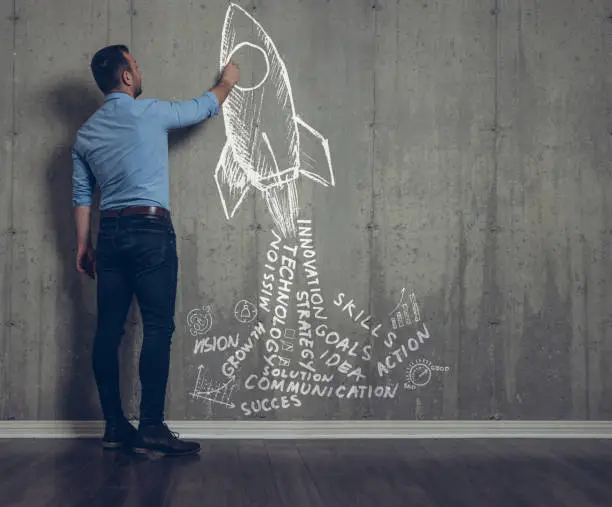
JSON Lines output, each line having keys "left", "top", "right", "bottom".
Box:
{"left": 71, "top": 44, "right": 239, "bottom": 457}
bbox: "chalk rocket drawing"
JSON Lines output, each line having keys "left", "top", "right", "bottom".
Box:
{"left": 215, "top": 3, "right": 335, "bottom": 238}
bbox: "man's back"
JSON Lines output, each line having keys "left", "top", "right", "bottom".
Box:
{"left": 74, "top": 44, "right": 239, "bottom": 457}
{"left": 72, "top": 91, "right": 219, "bottom": 211}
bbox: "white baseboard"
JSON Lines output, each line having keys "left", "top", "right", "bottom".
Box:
{"left": 0, "top": 420, "right": 611, "bottom": 439}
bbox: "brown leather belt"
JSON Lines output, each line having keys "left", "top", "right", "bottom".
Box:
{"left": 100, "top": 206, "right": 170, "bottom": 218}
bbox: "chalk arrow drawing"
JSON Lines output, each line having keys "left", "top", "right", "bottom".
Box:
{"left": 215, "top": 3, "right": 335, "bottom": 238}
{"left": 190, "top": 365, "right": 237, "bottom": 409}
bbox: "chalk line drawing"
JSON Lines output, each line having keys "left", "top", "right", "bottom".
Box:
{"left": 215, "top": 3, "right": 335, "bottom": 238}
{"left": 234, "top": 299, "right": 257, "bottom": 324}
{"left": 190, "top": 365, "right": 237, "bottom": 409}
{"left": 389, "top": 288, "right": 421, "bottom": 330}
{"left": 186, "top": 305, "right": 213, "bottom": 336}
{"left": 284, "top": 328, "right": 295, "bottom": 339}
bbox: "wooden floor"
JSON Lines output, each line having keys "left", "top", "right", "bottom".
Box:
{"left": 1, "top": 438, "right": 612, "bottom": 506}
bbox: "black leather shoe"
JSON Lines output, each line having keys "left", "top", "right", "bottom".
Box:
{"left": 102, "top": 418, "right": 138, "bottom": 450}
{"left": 131, "top": 423, "right": 200, "bottom": 457}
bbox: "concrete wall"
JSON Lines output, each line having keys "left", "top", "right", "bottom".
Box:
{"left": 1, "top": 0, "right": 610, "bottom": 422}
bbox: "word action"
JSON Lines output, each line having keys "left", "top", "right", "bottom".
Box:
{"left": 377, "top": 323, "right": 432, "bottom": 377}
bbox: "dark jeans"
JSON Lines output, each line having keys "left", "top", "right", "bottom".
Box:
{"left": 93, "top": 213, "right": 178, "bottom": 425}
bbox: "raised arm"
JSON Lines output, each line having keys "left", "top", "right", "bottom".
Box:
{"left": 154, "top": 61, "right": 241, "bottom": 131}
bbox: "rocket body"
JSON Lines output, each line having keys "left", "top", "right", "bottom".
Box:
{"left": 215, "top": 3, "right": 334, "bottom": 238}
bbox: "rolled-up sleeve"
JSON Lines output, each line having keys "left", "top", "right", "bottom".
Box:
{"left": 72, "top": 146, "right": 96, "bottom": 207}
{"left": 153, "top": 91, "right": 220, "bottom": 130}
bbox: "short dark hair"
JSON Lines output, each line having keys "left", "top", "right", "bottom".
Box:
{"left": 90, "top": 44, "right": 131, "bottom": 94}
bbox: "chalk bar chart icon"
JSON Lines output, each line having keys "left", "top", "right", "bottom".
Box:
{"left": 190, "top": 365, "right": 237, "bottom": 409}
{"left": 215, "top": 3, "right": 335, "bottom": 238}
{"left": 389, "top": 288, "right": 421, "bottom": 330}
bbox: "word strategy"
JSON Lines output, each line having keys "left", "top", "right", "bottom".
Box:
{"left": 295, "top": 218, "right": 327, "bottom": 373}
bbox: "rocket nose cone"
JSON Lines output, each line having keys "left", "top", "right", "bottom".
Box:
{"left": 221, "top": 3, "right": 257, "bottom": 62}
{"left": 224, "top": 3, "right": 255, "bottom": 36}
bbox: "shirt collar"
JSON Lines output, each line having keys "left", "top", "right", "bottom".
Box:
{"left": 104, "top": 91, "right": 134, "bottom": 102}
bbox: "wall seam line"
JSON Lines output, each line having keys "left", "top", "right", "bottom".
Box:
{"left": 491, "top": 0, "right": 501, "bottom": 418}
{"left": 4, "top": 0, "right": 17, "bottom": 419}
{"left": 106, "top": 0, "right": 110, "bottom": 44}
{"left": 366, "top": 0, "right": 378, "bottom": 418}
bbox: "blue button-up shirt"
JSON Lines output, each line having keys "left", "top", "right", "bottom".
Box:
{"left": 71, "top": 90, "right": 219, "bottom": 211}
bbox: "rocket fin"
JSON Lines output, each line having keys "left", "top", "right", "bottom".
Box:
{"left": 295, "top": 115, "right": 335, "bottom": 187}
{"left": 214, "top": 141, "right": 251, "bottom": 220}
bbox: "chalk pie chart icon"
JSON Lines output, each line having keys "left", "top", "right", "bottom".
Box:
{"left": 215, "top": 3, "right": 335, "bottom": 238}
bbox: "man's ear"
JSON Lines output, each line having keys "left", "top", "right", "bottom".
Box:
{"left": 120, "top": 68, "right": 132, "bottom": 87}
